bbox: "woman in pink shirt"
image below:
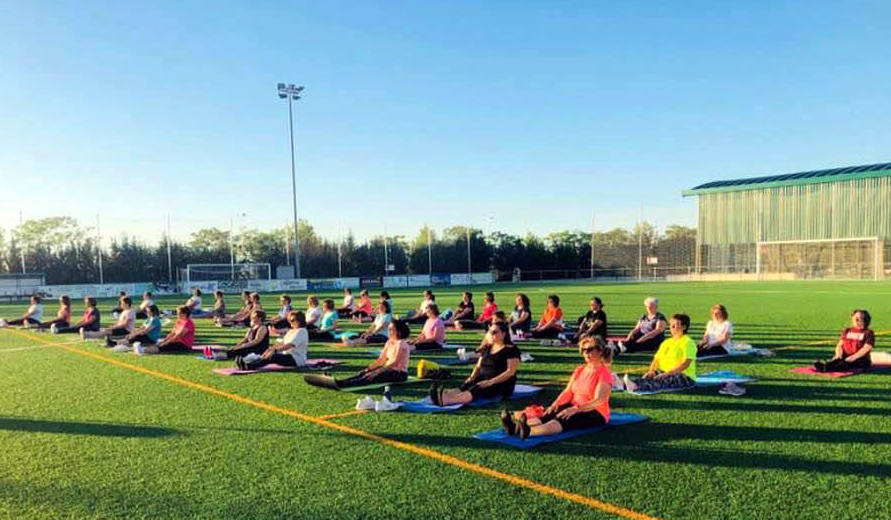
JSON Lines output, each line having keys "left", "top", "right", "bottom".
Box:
{"left": 309, "top": 320, "right": 413, "bottom": 389}
{"left": 408, "top": 305, "right": 445, "bottom": 350}
{"left": 500, "top": 336, "right": 613, "bottom": 439}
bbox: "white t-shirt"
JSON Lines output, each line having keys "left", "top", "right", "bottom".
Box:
{"left": 117, "top": 309, "right": 136, "bottom": 331}
{"left": 419, "top": 298, "right": 433, "bottom": 314}
{"left": 281, "top": 327, "right": 308, "bottom": 366}
{"left": 705, "top": 320, "right": 733, "bottom": 347}
{"left": 372, "top": 312, "right": 393, "bottom": 333}
{"left": 342, "top": 294, "right": 355, "bottom": 311}
{"left": 28, "top": 304, "right": 44, "bottom": 322}
{"left": 306, "top": 306, "right": 322, "bottom": 325}
{"left": 140, "top": 298, "right": 155, "bottom": 311}
{"left": 188, "top": 296, "right": 203, "bottom": 311}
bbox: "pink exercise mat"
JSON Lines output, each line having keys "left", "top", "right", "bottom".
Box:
{"left": 790, "top": 366, "right": 864, "bottom": 378}
{"left": 213, "top": 359, "right": 341, "bottom": 376}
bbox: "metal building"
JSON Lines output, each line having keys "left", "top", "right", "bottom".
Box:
{"left": 683, "top": 162, "right": 891, "bottom": 280}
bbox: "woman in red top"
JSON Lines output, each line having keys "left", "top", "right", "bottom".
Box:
{"left": 500, "top": 336, "right": 612, "bottom": 439}
{"left": 814, "top": 309, "right": 874, "bottom": 372}
{"left": 136, "top": 306, "right": 195, "bottom": 355}
{"left": 350, "top": 290, "right": 374, "bottom": 323}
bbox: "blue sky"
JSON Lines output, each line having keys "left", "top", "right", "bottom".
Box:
{"left": 1, "top": 1, "right": 890, "bottom": 244}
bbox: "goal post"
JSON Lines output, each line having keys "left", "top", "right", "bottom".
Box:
{"left": 756, "top": 237, "right": 882, "bottom": 281}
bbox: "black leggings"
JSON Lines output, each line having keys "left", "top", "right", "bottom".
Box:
{"left": 362, "top": 333, "right": 388, "bottom": 344}
{"left": 697, "top": 344, "right": 729, "bottom": 357}
{"left": 226, "top": 342, "right": 269, "bottom": 360}
{"left": 819, "top": 357, "right": 871, "bottom": 372}
{"left": 266, "top": 318, "right": 288, "bottom": 329}
{"left": 413, "top": 340, "right": 442, "bottom": 351}
{"left": 540, "top": 403, "right": 607, "bottom": 430}
{"left": 107, "top": 326, "right": 130, "bottom": 338}
{"left": 125, "top": 333, "right": 156, "bottom": 344}
{"left": 158, "top": 341, "right": 190, "bottom": 353}
{"left": 456, "top": 319, "right": 486, "bottom": 330}
{"left": 5, "top": 317, "right": 40, "bottom": 327}
{"left": 36, "top": 318, "right": 69, "bottom": 330}
{"left": 622, "top": 334, "right": 663, "bottom": 353}
{"left": 510, "top": 320, "right": 530, "bottom": 335}
{"left": 309, "top": 330, "right": 336, "bottom": 341}
{"left": 404, "top": 314, "right": 427, "bottom": 324}
{"left": 337, "top": 369, "right": 407, "bottom": 388}
{"left": 56, "top": 322, "right": 100, "bottom": 334}
{"left": 467, "top": 378, "right": 516, "bottom": 401}
{"left": 246, "top": 353, "right": 299, "bottom": 369}
{"left": 530, "top": 327, "right": 561, "bottom": 339}
{"left": 135, "top": 311, "right": 148, "bottom": 319}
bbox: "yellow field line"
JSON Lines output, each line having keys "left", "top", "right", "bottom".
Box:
{"left": 2, "top": 329, "right": 658, "bottom": 520}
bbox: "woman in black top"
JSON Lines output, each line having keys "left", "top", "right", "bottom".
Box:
{"left": 445, "top": 291, "right": 475, "bottom": 327}
{"left": 224, "top": 310, "right": 270, "bottom": 359}
{"left": 569, "top": 297, "right": 608, "bottom": 343}
{"left": 430, "top": 321, "right": 520, "bottom": 406}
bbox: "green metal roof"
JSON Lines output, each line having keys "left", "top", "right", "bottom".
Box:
{"left": 683, "top": 162, "right": 891, "bottom": 196}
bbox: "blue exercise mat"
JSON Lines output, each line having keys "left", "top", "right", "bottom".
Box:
{"left": 473, "top": 412, "right": 650, "bottom": 449}
{"left": 399, "top": 384, "right": 542, "bottom": 414}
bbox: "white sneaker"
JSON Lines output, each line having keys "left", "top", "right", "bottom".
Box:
{"left": 50, "top": 323, "right": 58, "bottom": 334}
{"left": 374, "top": 397, "right": 401, "bottom": 412}
{"left": 355, "top": 396, "right": 375, "bottom": 411}
{"left": 0, "top": 319, "right": 7, "bottom": 327}
{"left": 622, "top": 374, "right": 637, "bottom": 392}
{"left": 243, "top": 353, "right": 261, "bottom": 364}
{"left": 133, "top": 342, "right": 145, "bottom": 355}
{"left": 520, "top": 353, "right": 534, "bottom": 362}
{"left": 457, "top": 348, "right": 467, "bottom": 361}
{"left": 611, "top": 372, "right": 624, "bottom": 390}
{"left": 79, "top": 328, "right": 85, "bottom": 341}
{"left": 112, "top": 344, "right": 132, "bottom": 353}
{"left": 718, "top": 383, "right": 746, "bottom": 397}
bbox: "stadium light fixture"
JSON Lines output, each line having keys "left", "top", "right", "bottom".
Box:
{"left": 277, "top": 83, "right": 304, "bottom": 278}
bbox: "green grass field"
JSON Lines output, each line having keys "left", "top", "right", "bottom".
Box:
{"left": 2, "top": 280, "right": 891, "bottom": 519}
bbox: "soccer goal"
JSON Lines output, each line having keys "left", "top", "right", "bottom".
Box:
{"left": 756, "top": 237, "right": 882, "bottom": 280}
{"left": 181, "top": 263, "right": 272, "bottom": 286}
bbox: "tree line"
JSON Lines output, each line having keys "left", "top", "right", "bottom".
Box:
{"left": 0, "top": 217, "right": 696, "bottom": 284}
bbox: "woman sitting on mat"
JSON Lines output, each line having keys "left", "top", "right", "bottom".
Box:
{"left": 529, "top": 294, "right": 564, "bottom": 339}
{"left": 236, "top": 310, "right": 309, "bottom": 371}
{"left": 350, "top": 290, "right": 374, "bottom": 322}
{"left": 509, "top": 293, "right": 532, "bottom": 337}
{"left": 136, "top": 305, "right": 196, "bottom": 355}
{"left": 218, "top": 291, "right": 250, "bottom": 327}
{"left": 405, "top": 290, "right": 435, "bottom": 324}
{"left": 613, "top": 297, "right": 667, "bottom": 355}
{"left": 344, "top": 301, "right": 393, "bottom": 346}
{"left": 337, "top": 288, "right": 355, "bottom": 318}
{"left": 445, "top": 292, "right": 475, "bottom": 326}
{"left": 305, "top": 296, "right": 322, "bottom": 330}
{"left": 568, "top": 297, "right": 607, "bottom": 343}
{"left": 35, "top": 295, "right": 71, "bottom": 331}
{"left": 408, "top": 304, "right": 445, "bottom": 350}
{"left": 697, "top": 304, "right": 733, "bottom": 356}
{"left": 210, "top": 290, "right": 227, "bottom": 325}
{"left": 308, "top": 299, "right": 340, "bottom": 341}
{"left": 134, "top": 291, "right": 155, "bottom": 319}
{"left": 813, "top": 309, "right": 874, "bottom": 373}
{"left": 379, "top": 291, "right": 394, "bottom": 316}
{"left": 213, "top": 309, "right": 270, "bottom": 360}
{"left": 110, "top": 305, "right": 162, "bottom": 352}
{"left": 500, "top": 336, "right": 612, "bottom": 439}
{"left": 82, "top": 296, "right": 136, "bottom": 341}
{"left": 184, "top": 288, "right": 212, "bottom": 318}
{"left": 331, "top": 320, "right": 413, "bottom": 388}
{"left": 267, "top": 294, "right": 292, "bottom": 330}
{"left": 53, "top": 297, "right": 100, "bottom": 334}
{"left": 0, "top": 295, "right": 44, "bottom": 328}
{"left": 430, "top": 321, "right": 520, "bottom": 406}
{"left": 456, "top": 292, "right": 497, "bottom": 330}
{"left": 617, "top": 313, "right": 696, "bottom": 393}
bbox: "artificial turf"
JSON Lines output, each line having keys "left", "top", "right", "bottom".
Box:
{"left": 1, "top": 280, "right": 891, "bottom": 519}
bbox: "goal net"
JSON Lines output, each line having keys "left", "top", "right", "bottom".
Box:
{"left": 756, "top": 237, "right": 882, "bottom": 280}
{"left": 181, "top": 263, "right": 271, "bottom": 288}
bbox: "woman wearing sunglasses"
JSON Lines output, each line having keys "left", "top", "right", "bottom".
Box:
{"left": 429, "top": 321, "right": 520, "bottom": 406}
{"left": 500, "top": 336, "right": 613, "bottom": 439}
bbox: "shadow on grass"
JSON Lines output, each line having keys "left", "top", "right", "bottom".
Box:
{"left": 0, "top": 416, "right": 179, "bottom": 438}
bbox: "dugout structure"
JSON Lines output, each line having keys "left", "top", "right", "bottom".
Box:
{"left": 683, "top": 162, "right": 891, "bottom": 280}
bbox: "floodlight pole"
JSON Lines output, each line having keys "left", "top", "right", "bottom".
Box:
{"left": 96, "top": 214, "right": 104, "bottom": 285}
{"left": 278, "top": 83, "right": 304, "bottom": 279}
{"left": 166, "top": 214, "right": 173, "bottom": 282}
{"left": 466, "top": 227, "right": 472, "bottom": 275}
{"left": 427, "top": 226, "right": 433, "bottom": 275}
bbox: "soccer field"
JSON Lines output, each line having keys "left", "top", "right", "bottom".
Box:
{"left": 1, "top": 280, "right": 890, "bottom": 519}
